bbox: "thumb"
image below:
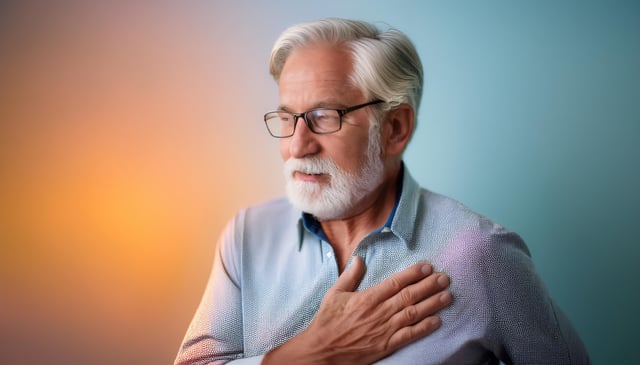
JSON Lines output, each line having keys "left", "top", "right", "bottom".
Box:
{"left": 333, "top": 256, "right": 366, "bottom": 293}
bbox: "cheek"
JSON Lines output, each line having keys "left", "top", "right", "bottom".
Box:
{"left": 279, "top": 139, "right": 290, "bottom": 161}
{"left": 333, "top": 139, "right": 367, "bottom": 171}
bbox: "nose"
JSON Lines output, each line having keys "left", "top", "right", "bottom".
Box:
{"left": 282, "top": 115, "right": 320, "bottom": 159}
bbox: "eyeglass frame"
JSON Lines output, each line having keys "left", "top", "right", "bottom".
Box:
{"left": 263, "top": 99, "right": 385, "bottom": 138}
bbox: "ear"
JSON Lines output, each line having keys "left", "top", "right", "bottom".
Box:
{"left": 382, "top": 103, "right": 415, "bottom": 156}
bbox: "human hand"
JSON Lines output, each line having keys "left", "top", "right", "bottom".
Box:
{"left": 262, "top": 256, "right": 452, "bottom": 365}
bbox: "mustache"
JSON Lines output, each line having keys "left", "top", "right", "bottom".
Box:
{"left": 284, "top": 157, "right": 338, "bottom": 176}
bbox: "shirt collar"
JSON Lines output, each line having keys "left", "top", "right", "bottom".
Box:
{"left": 389, "top": 166, "right": 421, "bottom": 248}
{"left": 301, "top": 211, "right": 328, "bottom": 242}
{"left": 298, "top": 163, "right": 420, "bottom": 249}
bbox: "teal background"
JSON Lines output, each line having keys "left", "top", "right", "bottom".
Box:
{"left": 250, "top": 1, "right": 639, "bottom": 363}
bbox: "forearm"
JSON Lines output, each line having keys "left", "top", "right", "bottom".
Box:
{"left": 176, "top": 221, "right": 246, "bottom": 364}
{"left": 261, "top": 332, "right": 331, "bottom": 365}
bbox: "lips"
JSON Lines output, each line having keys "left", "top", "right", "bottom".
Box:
{"left": 284, "top": 157, "right": 333, "bottom": 184}
{"left": 294, "top": 171, "right": 325, "bottom": 182}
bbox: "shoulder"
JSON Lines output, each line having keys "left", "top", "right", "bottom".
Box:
{"left": 415, "top": 189, "right": 531, "bottom": 268}
{"left": 217, "top": 196, "right": 300, "bottom": 276}
{"left": 421, "top": 189, "right": 500, "bottom": 231}
{"left": 241, "top": 196, "right": 298, "bottom": 221}
{"left": 418, "top": 191, "right": 540, "bottom": 308}
{"left": 228, "top": 196, "right": 299, "bottom": 237}
{"left": 220, "top": 195, "right": 300, "bottom": 249}
{"left": 221, "top": 195, "right": 298, "bottom": 238}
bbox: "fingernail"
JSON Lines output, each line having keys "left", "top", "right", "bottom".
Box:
{"left": 440, "top": 291, "right": 452, "bottom": 303}
{"left": 437, "top": 274, "right": 449, "bottom": 287}
{"left": 429, "top": 316, "right": 441, "bottom": 327}
{"left": 421, "top": 264, "right": 433, "bottom": 275}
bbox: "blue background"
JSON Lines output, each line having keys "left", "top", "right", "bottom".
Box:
{"left": 256, "top": 1, "right": 639, "bottom": 363}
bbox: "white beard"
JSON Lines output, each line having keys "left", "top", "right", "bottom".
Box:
{"left": 283, "top": 122, "right": 384, "bottom": 220}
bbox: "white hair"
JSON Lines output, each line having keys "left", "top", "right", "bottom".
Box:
{"left": 269, "top": 18, "right": 423, "bottom": 121}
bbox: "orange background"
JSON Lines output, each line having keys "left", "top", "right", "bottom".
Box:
{"left": 1, "top": 2, "right": 282, "bottom": 364}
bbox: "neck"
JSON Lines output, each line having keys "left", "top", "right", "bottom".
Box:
{"left": 319, "top": 162, "right": 401, "bottom": 272}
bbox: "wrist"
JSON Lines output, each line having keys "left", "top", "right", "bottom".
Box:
{"left": 261, "top": 331, "right": 333, "bottom": 365}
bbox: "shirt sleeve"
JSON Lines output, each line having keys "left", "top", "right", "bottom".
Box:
{"left": 174, "top": 212, "right": 252, "bottom": 365}
{"left": 484, "top": 228, "right": 591, "bottom": 364}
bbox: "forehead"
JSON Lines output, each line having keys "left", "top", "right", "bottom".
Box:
{"left": 278, "top": 43, "right": 363, "bottom": 107}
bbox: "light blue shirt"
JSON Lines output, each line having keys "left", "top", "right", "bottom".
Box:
{"left": 175, "top": 168, "right": 590, "bottom": 364}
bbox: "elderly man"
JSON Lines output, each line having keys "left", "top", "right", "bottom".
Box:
{"left": 175, "top": 18, "right": 590, "bottom": 365}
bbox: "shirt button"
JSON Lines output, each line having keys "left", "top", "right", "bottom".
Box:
{"left": 326, "top": 252, "right": 333, "bottom": 258}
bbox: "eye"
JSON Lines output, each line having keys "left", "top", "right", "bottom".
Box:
{"left": 308, "top": 109, "right": 339, "bottom": 130}
{"left": 276, "top": 112, "right": 294, "bottom": 123}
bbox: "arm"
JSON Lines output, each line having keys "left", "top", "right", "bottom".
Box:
{"left": 262, "top": 256, "right": 452, "bottom": 365}
{"left": 174, "top": 218, "right": 253, "bottom": 365}
{"left": 485, "top": 230, "right": 591, "bottom": 364}
{"left": 175, "top": 216, "right": 452, "bottom": 365}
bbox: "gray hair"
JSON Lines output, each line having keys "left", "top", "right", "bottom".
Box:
{"left": 269, "top": 18, "right": 424, "bottom": 118}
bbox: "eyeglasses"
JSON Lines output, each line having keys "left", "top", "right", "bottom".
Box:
{"left": 263, "top": 100, "right": 384, "bottom": 138}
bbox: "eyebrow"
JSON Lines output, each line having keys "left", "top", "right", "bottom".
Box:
{"left": 277, "top": 100, "right": 347, "bottom": 112}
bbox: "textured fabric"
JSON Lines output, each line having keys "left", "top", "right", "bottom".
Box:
{"left": 174, "top": 168, "right": 591, "bottom": 365}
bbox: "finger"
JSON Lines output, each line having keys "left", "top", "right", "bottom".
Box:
{"left": 363, "top": 262, "right": 434, "bottom": 303}
{"left": 332, "top": 255, "right": 366, "bottom": 293}
{"left": 387, "top": 288, "right": 452, "bottom": 331}
{"left": 387, "top": 314, "right": 443, "bottom": 352}
{"left": 384, "top": 289, "right": 452, "bottom": 352}
{"left": 383, "top": 272, "right": 450, "bottom": 314}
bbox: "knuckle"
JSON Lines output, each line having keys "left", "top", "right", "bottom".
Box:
{"left": 387, "top": 276, "right": 404, "bottom": 292}
{"left": 399, "top": 287, "right": 415, "bottom": 304}
{"left": 403, "top": 305, "right": 419, "bottom": 323}
{"left": 393, "top": 327, "right": 414, "bottom": 348}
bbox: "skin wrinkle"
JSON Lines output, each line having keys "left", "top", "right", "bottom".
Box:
{"left": 277, "top": 43, "right": 403, "bottom": 269}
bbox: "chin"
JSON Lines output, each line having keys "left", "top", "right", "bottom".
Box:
{"left": 285, "top": 179, "right": 353, "bottom": 221}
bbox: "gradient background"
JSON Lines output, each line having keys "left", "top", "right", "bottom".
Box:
{"left": 1, "top": 1, "right": 638, "bottom": 364}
